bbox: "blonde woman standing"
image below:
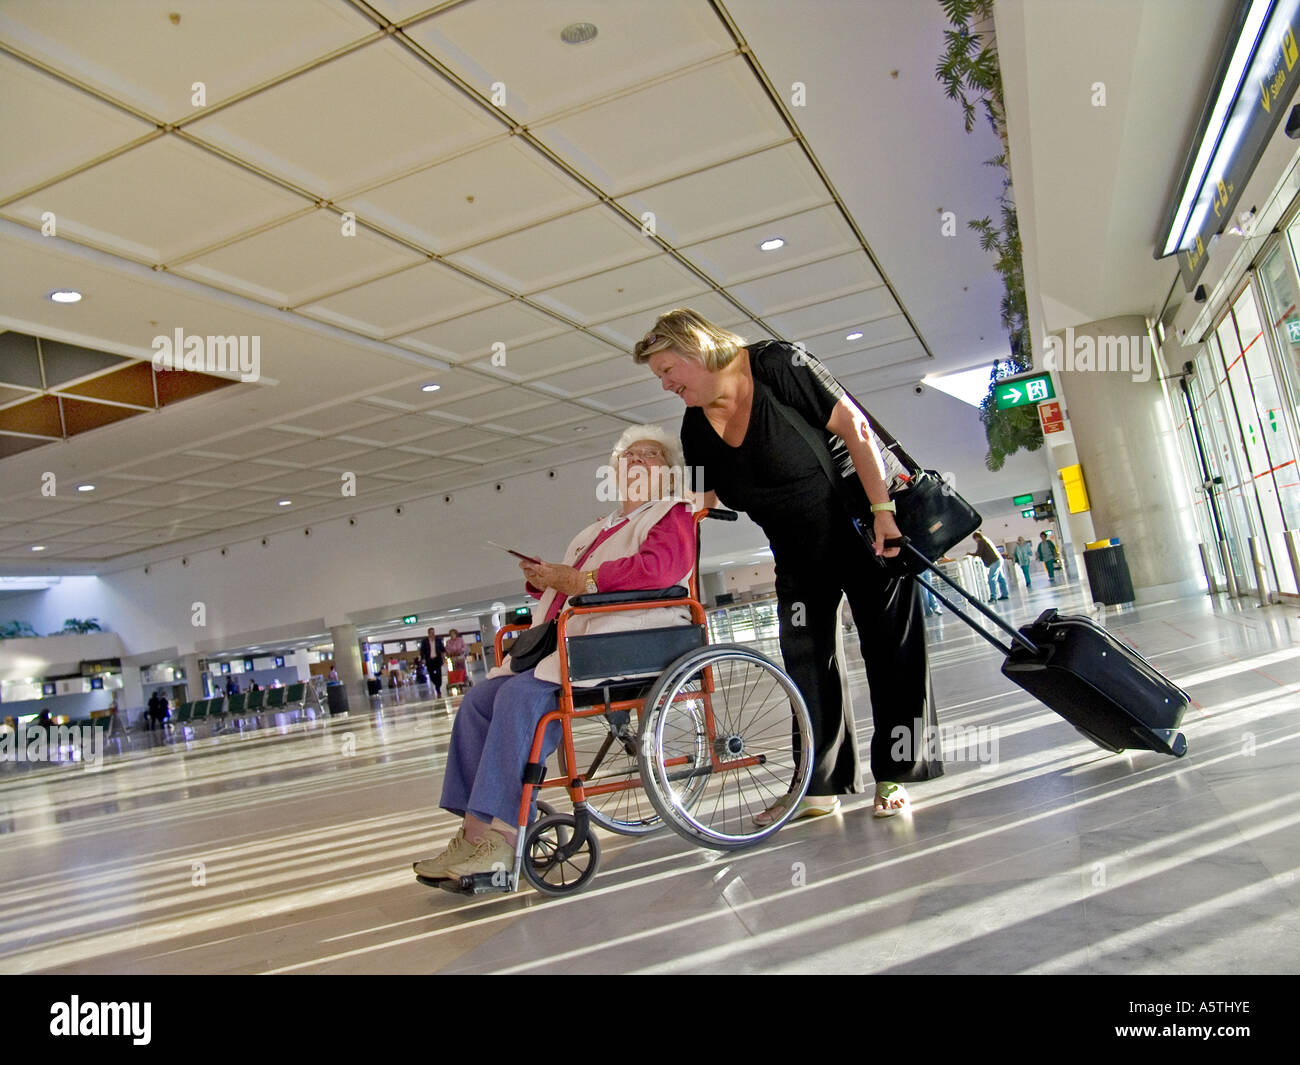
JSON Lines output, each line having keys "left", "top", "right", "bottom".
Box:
{"left": 634, "top": 309, "right": 943, "bottom": 820}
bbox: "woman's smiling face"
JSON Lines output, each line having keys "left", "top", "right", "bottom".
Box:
{"left": 647, "top": 349, "right": 714, "bottom": 407}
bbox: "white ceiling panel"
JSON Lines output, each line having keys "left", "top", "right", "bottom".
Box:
{"left": 174, "top": 208, "right": 424, "bottom": 307}
{"left": 798, "top": 316, "right": 917, "bottom": 358}
{"left": 616, "top": 142, "right": 828, "bottom": 247}
{"left": 298, "top": 260, "right": 503, "bottom": 338}
{"left": 186, "top": 38, "right": 504, "bottom": 198}
{"left": 349, "top": 138, "right": 590, "bottom": 253}
{"left": 175, "top": 427, "right": 313, "bottom": 459}
{"left": 239, "top": 470, "right": 340, "bottom": 494}
{"left": 728, "top": 252, "right": 887, "bottom": 317}
{"left": 619, "top": 397, "right": 690, "bottom": 425}
{"left": 466, "top": 330, "right": 617, "bottom": 381}
{"left": 475, "top": 401, "right": 590, "bottom": 433}
{"left": 529, "top": 413, "right": 629, "bottom": 443}
{"left": 332, "top": 413, "right": 456, "bottom": 447}
{"left": 542, "top": 358, "right": 644, "bottom": 398}
{"left": 0, "top": 0, "right": 376, "bottom": 122}
{"left": 434, "top": 386, "right": 541, "bottom": 423}
{"left": 587, "top": 293, "right": 748, "bottom": 348}
{"left": 583, "top": 377, "right": 666, "bottom": 412}
{"left": 320, "top": 448, "right": 427, "bottom": 474}
{"left": 0, "top": 56, "right": 154, "bottom": 201}
{"left": 247, "top": 438, "right": 368, "bottom": 467}
{"left": 682, "top": 205, "right": 860, "bottom": 286}
{"left": 535, "top": 59, "right": 786, "bottom": 196}
{"left": 275, "top": 403, "right": 393, "bottom": 434}
{"left": 5, "top": 136, "right": 308, "bottom": 264}
{"left": 765, "top": 288, "right": 904, "bottom": 339}
{"left": 445, "top": 205, "right": 652, "bottom": 294}
{"left": 530, "top": 255, "right": 706, "bottom": 324}
{"left": 406, "top": 426, "right": 505, "bottom": 454}
{"left": 393, "top": 300, "right": 566, "bottom": 360}
{"left": 362, "top": 370, "right": 502, "bottom": 412}
{"left": 404, "top": 0, "right": 734, "bottom": 123}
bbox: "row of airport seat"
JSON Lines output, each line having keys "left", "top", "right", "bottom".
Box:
{"left": 170, "top": 683, "right": 323, "bottom": 736}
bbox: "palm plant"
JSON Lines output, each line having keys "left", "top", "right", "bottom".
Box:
{"left": 936, "top": 0, "right": 1042, "bottom": 470}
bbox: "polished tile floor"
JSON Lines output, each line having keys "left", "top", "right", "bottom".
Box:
{"left": 3, "top": 578, "right": 1298, "bottom": 974}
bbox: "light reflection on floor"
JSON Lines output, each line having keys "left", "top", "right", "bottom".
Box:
{"left": 2, "top": 581, "right": 1298, "bottom": 974}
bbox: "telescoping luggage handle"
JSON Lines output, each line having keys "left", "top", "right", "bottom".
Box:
{"left": 881, "top": 536, "right": 1041, "bottom": 657}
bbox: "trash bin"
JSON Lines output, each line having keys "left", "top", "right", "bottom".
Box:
{"left": 1084, "top": 541, "right": 1135, "bottom": 605}
{"left": 326, "top": 683, "right": 349, "bottom": 715}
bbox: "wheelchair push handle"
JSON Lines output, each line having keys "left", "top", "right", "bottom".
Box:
{"left": 702, "top": 508, "right": 738, "bottom": 521}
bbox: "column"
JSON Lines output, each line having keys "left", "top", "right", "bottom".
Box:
{"left": 329, "top": 624, "right": 365, "bottom": 703}
{"left": 182, "top": 652, "right": 205, "bottom": 702}
{"left": 1045, "top": 315, "right": 1202, "bottom": 600}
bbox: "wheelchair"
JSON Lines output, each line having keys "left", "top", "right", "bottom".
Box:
{"left": 428, "top": 508, "right": 814, "bottom": 898}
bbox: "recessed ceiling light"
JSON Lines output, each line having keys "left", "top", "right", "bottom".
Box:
{"left": 560, "top": 21, "right": 598, "bottom": 44}
{"left": 31, "top": 545, "right": 45, "bottom": 551}
{"left": 277, "top": 499, "right": 292, "bottom": 506}
{"left": 421, "top": 383, "right": 441, "bottom": 393}
{"left": 49, "top": 290, "right": 82, "bottom": 303}
{"left": 846, "top": 331, "right": 864, "bottom": 341}
{"left": 759, "top": 238, "right": 785, "bottom": 252}
{"left": 77, "top": 484, "right": 95, "bottom": 492}
{"left": 574, "top": 426, "right": 586, "bottom": 433}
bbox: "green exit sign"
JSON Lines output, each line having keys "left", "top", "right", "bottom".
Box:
{"left": 402, "top": 615, "right": 418, "bottom": 625}
{"left": 1021, "top": 508, "right": 1035, "bottom": 518}
{"left": 1012, "top": 493, "right": 1035, "bottom": 506}
{"left": 1287, "top": 319, "right": 1300, "bottom": 344}
{"left": 994, "top": 371, "right": 1055, "bottom": 410}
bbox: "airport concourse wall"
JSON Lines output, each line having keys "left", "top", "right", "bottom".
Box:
{"left": 1, "top": 452, "right": 770, "bottom": 662}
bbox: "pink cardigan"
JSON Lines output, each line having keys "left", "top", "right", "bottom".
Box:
{"left": 495, "top": 499, "right": 695, "bottom": 686}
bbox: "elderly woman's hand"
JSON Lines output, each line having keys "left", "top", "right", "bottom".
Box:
{"left": 520, "top": 560, "right": 586, "bottom": 597}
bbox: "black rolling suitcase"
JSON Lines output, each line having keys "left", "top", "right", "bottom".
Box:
{"left": 892, "top": 538, "right": 1189, "bottom": 757}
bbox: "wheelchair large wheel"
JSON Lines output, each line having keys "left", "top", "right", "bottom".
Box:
{"left": 562, "top": 712, "right": 667, "bottom": 836}
{"left": 637, "top": 644, "right": 813, "bottom": 850}
{"left": 522, "top": 813, "right": 601, "bottom": 896}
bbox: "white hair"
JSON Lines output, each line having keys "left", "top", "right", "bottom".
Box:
{"left": 610, "top": 424, "right": 685, "bottom": 470}
{"left": 609, "top": 424, "right": 687, "bottom": 499}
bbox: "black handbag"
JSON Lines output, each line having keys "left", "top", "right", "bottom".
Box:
{"left": 767, "top": 384, "right": 981, "bottom": 563}
{"left": 507, "top": 620, "right": 557, "bottom": 672}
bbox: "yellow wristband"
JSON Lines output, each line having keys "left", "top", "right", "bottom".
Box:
{"left": 870, "top": 501, "right": 897, "bottom": 514}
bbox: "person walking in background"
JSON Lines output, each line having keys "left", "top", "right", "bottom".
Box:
{"left": 969, "top": 530, "right": 1009, "bottom": 602}
{"left": 1013, "top": 536, "right": 1034, "bottom": 589}
{"left": 419, "top": 628, "right": 444, "bottom": 697}
{"left": 1037, "top": 531, "right": 1060, "bottom": 583}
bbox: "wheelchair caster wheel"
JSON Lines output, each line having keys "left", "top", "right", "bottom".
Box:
{"left": 522, "top": 813, "right": 600, "bottom": 896}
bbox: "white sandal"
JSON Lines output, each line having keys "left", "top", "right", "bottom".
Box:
{"left": 873, "top": 782, "right": 911, "bottom": 818}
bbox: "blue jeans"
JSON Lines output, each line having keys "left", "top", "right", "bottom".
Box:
{"left": 439, "top": 669, "right": 561, "bottom": 826}
{"left": 986, "top": 560, "right": 1008, "bottom": 600}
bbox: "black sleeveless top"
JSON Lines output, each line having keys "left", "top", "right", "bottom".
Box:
{"left": 681, "top": 341, "right": 853, "bottom": 560}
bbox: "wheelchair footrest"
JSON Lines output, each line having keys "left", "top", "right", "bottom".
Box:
{"left": 437, "top": 871, "right": 516, "bottom": 895}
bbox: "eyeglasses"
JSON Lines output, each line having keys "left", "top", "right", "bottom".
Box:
{"left": 621, "top": 446, "right": 668, "bottom": 461}
{"left": 641, "top": 333, "right": 660, "bottom": 347}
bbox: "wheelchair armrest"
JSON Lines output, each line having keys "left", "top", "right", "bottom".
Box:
{"left": 569, "top": 585, "right": 688, "bottom": 607}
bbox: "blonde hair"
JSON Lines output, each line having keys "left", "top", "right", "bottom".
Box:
{"left": 632, "top": 308, "right": 746, "bottom": 371}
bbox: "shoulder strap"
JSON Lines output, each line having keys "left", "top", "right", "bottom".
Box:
{"left": 748, "top": 340, "right": 923, "bottom": 475}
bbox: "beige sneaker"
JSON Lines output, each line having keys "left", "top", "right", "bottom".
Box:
{"left": 443, "top": 829, "right": 517, "bottom": 880}
{"left": 412, "top": 825, "right": 469, "bottom": 879}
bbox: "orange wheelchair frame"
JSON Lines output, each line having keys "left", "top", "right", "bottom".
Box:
{"left": 428, "top": 509, "right": 814, "bottom": 897}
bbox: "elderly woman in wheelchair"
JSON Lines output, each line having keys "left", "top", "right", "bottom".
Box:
{"left": 413, "top": 425, "right": 815, "bottom": 897}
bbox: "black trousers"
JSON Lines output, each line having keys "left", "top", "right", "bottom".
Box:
{"left": 774, "top": 515, "right": 942, "bottom": 794}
